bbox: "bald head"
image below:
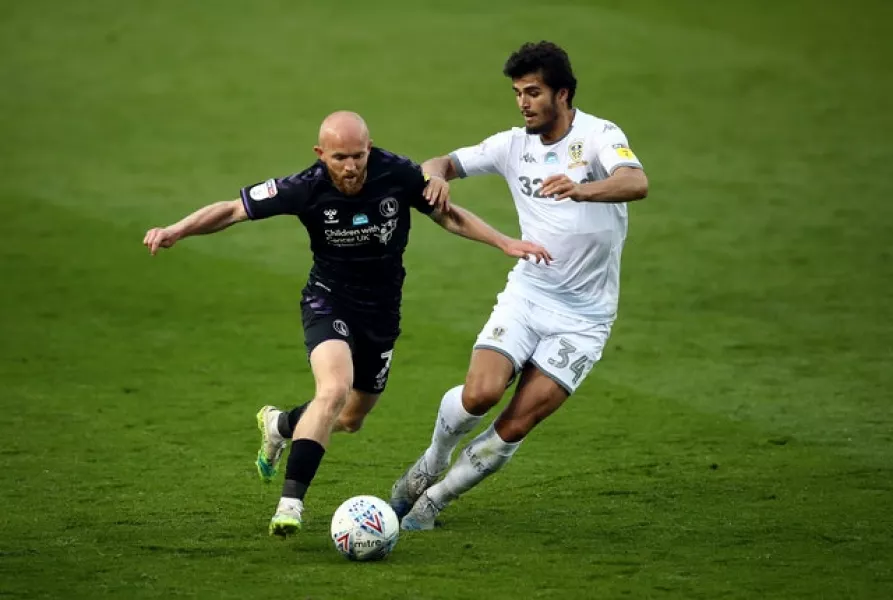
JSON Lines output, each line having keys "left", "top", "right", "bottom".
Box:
{"left": 314, "top": 111, "right": 372, "bottom": 196}
{"left": 318, "top": 111, "right": 370, "bottom": 148}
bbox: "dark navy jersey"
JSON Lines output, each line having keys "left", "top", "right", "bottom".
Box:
{"left": 240, "top": 147, "right": 436, "bottom": 314}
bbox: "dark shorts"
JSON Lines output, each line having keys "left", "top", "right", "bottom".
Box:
{"left": 300, "top": 292, "right": 400, "bottom": 394}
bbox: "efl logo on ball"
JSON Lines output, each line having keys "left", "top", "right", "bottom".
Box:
{"left": 330, "top": 495, "right": 400, "bottom": 561}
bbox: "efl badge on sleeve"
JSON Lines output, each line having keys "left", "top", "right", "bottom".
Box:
{"left": 612, "top": 143, "right": 637, "bottom": 160}
{"left": 249, "top": 179, "right": 278, "bottom": 201}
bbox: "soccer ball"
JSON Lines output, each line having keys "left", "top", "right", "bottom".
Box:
{"left": 330, "top": 495, "right": 399, "bottom": 561}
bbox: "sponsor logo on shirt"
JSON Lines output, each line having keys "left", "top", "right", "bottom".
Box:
{"left": 375, "top": 219, "right": 398, "bottom": 244}
{"left": 544, "top": 152, "right": 559, "bottom": 165}
{"left": 352, "top": 213, "right": 369, "bottom": 226}
{"left": 324, "top": 218, "right": 398, "bottom": 247}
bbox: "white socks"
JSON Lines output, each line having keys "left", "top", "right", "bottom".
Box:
{"left": 276, "top": 497, "right": 304, "bottom": 514}
{"left": 423, "top": 385, "right": 482, "bottom": 473}
{"left": 426, "top": 423, "right": 522, "bottom": 507}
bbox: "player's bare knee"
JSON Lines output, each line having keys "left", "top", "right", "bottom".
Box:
{"left": 314, "top": 382, "right": 351, "bottom": 418}
{"left": 336, "top": 413, "right": 365, "bottom": 433}
{"left": 462, "top": 376, "right": 504, "bottom": 415}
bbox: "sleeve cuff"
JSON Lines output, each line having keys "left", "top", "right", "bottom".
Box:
{"left": 239, "top": 188, "right": 256, "bottom": 220}
{"left": 607, "top": 162, "right": 643, "bottom": 175}
{"left": 448, "top": 153, "right": 467, "bottom": 179}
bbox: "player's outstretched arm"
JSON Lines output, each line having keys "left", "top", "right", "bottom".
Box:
{"left": 429, "top": 204, "right": 552, "bottom": 264}
{"left": 541, "top": 167, "right": 649, "bottom": 203}
{"left": 420, "top": 156, "right": 461, "bottom": 211}
{"left": 142, "top": 199, "right": 248, "bottom": 255}
{"left": 421, "top": 155, "right": 460, "bottom": 182}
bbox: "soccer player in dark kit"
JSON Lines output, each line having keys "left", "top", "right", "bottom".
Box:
{"left": 142, "top": 111, "right": 552, "bottom": 537}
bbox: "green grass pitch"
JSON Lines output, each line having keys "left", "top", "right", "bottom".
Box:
{"left": 1, "top": 0, "right": 891, "bottom": 598}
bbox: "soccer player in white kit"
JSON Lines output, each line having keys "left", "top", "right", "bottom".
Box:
{"left": 390, "top": 41, "right": 649, "bottom": 530}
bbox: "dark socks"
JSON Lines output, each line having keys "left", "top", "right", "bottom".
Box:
{"left": 281, "top": 438, "right": 326, "bottom": 500}
{"left": 277, "top": 402, "right": 310, "bottom": 438}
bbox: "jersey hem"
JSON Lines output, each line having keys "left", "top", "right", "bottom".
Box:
{"left": 504, "top": 285, "right": 617, "bottom": 325}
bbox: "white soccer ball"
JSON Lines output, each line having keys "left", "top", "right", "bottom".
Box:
{"left": 330, "top": 495, "right": 400, "bottom": 561}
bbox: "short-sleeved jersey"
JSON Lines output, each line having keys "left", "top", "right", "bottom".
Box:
{"left": 240, "top": 148, "right": 435, "bottom": 314}
{"left": 450, "top": 110, "right": 643, "bottom": 323}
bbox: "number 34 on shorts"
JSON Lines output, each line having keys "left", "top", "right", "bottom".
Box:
{"left": 473, "top": 292, "right": 613, "bottom": 394}
{"left": 532, "top": 333, "right": 605, "bottom": 393}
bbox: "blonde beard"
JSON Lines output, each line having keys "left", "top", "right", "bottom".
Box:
{"left": 329, "top": 168, "right": 367, "bottom": 196}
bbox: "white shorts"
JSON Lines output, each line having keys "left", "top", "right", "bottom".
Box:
{"left": 473, "top": 290, "right": 612, "bottom": 394}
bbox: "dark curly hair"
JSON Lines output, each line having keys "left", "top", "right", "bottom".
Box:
{"left": 503, "top": 41, "right": 577, "bottom": 108}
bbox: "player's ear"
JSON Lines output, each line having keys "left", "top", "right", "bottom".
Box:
{"left": 556, "top": 88, "right": 568, "bottom": 106}
{"left": 366, "top": 139, "right": 373, "bottom": 152}
{"left": 313, "top": 145, "right": 324, "bottom": 159}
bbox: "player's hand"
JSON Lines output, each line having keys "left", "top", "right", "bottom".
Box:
{"left": 423, "top": 175, "right": 451, "bottom": 212}
{"left": 540, "top": 174, "right": 582, "bottom": 201}
{"left": 143, "top": 227, "right": 180, "bottom": 255}
{"left": 501, "top": 239, "right": 553, "bottom": 265}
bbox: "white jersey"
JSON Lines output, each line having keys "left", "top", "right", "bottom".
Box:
{"left": 450, "top": 110, "right": 643, "bottom": 323}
